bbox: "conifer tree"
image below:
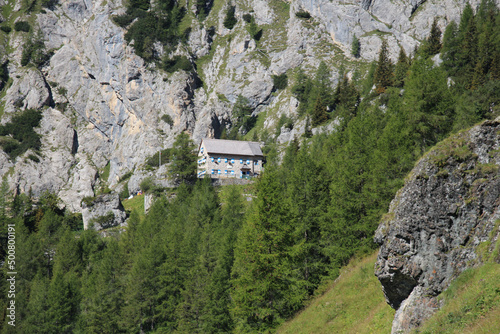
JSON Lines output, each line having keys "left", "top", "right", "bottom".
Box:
{"left": 394, "top": 47, "right": 410, "bottom": 87}
{"left": 403, "top": 54, "right": 454, "bottom": 151}
{"left": 311, "top": 95, "right": 328, "bottom": 126}
{"left": 441, "top": 20, "right": 460, "bottom": 75}
{"left": 460, "top": 15, "right": 478, "bottom": 89}
{"left": 424, "top": 18, "right": 442, "bottom": 56}
{"left": 223, "top": 4, "right": 237, "bottom": 30}
{"left": 169, "top": 132, "right": 197, "bottom": 184}
{"left": 373, "top": 40, "right": 394, "bottom": 94}
{"left": 231, "top": 170, "right": 299, "bottom": 332}
{"left": 351, "top": 35, "right": 361, "bottom": 58}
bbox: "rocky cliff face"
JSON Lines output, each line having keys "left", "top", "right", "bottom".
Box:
{"left": 374, "top": 118, "right": 500, "bottom": 333}
{"left": 0, "top": 0, "right": 482, "bottom": 212}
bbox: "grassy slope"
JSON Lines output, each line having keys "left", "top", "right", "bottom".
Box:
{"left": 415, "top": 263, "right": 500, "bottom": 334}
{"left": 277, "top": 251, "right": 395, "bottom": 334}
{"left": 278, "top": 223, "right": 500, "bottom": 334}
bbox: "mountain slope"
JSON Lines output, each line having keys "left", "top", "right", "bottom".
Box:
{"left": 0, "top": 0, "right": 483, "bottom": 212}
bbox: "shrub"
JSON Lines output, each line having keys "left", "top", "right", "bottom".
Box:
{"left": 119, "top": 171, "right": 133, "bottom": 182}
{"left": 119, "top": 182, "right": 130, "bottom": 199}
{"left": 57, "top": 87, "right": 67, "bottom": 95}
{"left": 92, "top": 211, "right": 115, "bottom": 229}
{"left": 242, "top": 13, "right": 252, "bottom": 23}
{"left": 161, "top": 55, "right": 193, "bottom": 73}
{"left": 351, "top": 35, "right": 361, "bottom": 58}
{"left": 295, "top": 11, "right": 311, "bottom": 19}
{"left": 161, "top": 114, "right": 174, "bottom": 126}
{"left": 223, "top": 5, "right": 237, "bottom": 30}
{"left": 0, "top": 26, "right": 12, "bottom": 34}
{"left": 140, "top": 177, "right": 154, "bottom": 193}
{"left": 21, "top": 38, "right": 52, "bottom": 68}
{"left": 28, "top": 154, "right": 40, "bottom": 163}
{"left": 63, "top": 213, "right": 84, "bottom": 231}
{"left": 81, "top": 196, "right": 95, "bottom": 207}
{"left": 14, "top": 21, "right": 31, "bottom": 32}
{"left": 146, "top": 148, "right": 171, "bottom": 168}
{"left": 272, "top": 73, "right": 288, "bottom": 90}
{"left": 0, "top": 109, "right": 42, "bottom": 160}
{"left": 112, "top": 14, "right": 136, "bottom": 28}
{"left": 247, "top": 20, "right": 262, "bottom": 41}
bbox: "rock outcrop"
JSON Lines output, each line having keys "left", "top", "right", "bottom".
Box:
{"left": 81, "top": 193, "right": 127, "bottom": 230}
{"left": 374, "top": 118, "right": 500, "bottom": 333}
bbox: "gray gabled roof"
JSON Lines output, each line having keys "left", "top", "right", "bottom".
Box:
{"left": 201, "top": 139, "right": 263, "bottom": 157}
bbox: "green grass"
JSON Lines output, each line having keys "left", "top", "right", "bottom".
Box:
{"left": 277, "top": 251, "right": 395, "bottom": 334}
{"left": 122, "top": 193, "right": 145, "bottom": 221}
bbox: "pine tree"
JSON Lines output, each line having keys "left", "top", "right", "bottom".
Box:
{"left": 403, "top": 54, "right": 454, "bottom": 151}
{"left": 223, "top": 5, "right": 237, "bottom": 30}
{"left": 424, "top": 18, "right": 442, "bottom": 56}
{"left": 394, "top": 47, "right": 410, "bottom": 87}
{"left": 311, "top": 95, "right": 328, "bottom": 126}
{"left": 441, "top": 20, "right": 460, "bottom": 75}
{"left": 231, "top": 169, "right": 299, "bottom": 332}
{"left": 460, "top": 15, "right": 478, "bottom": 89}
{"left": 169, "top": 132, "right": 197, "bottom": 184}
{"left": 351, "top": 35, "right": 361, "bottom": 58}
{"left": 373, "top": 40, "right": 394, "bottom": 94}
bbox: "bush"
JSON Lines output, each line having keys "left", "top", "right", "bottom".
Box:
{"left": 247, "top": 20, "right": 262, "bottom": 41}
{"left": 63, "top": 213, "right": 84, "bottom": 231}
{"left": 272, "top": 73, "right": 288, "bottom": 90}
{"left": 91, "top": 211, "right": 115, "bottom": 229}
{"left": 14, "top": 21, "right": 31, "bottom": 32}
{"left": 140, "top": 177, "right": 154, "bottom": 193}
{"left": 295, "top": 11, "right": 311, "bottom": 19}
{"left": 161, "top": 114, "right": 174, "bottom": 126}
{"left": 28, "top": 154, "right": 40, "bottom": 163}
{"left": 112, "top": 14, "right": 136, "bottom": 28}
{"left": 351, "top": 35, "right": 361, "bottom": 58}
{"left": 0, "top": 26, "right": 12, "bottom": 34}
{"left": 161, "top": 55, "right": 192, "bottom": 73}
{"left": 119, "top": 182, "right": 130, "bottom": 199}
{"left": 0, "top": 109, "right": 42, "bottom": 160}
{"left": 81, "top": 196, "right": 95, "bottom": 207}
{"left": 242, "top": 13, "right": 252, "bottom": 23}
{"left": 146, "top": 148, "right": 171, "bottom": 168}
{"left": 119, "top": 171, "right": 134, "bottom": 182}
{"left": 21, "top": 38, "right": 52, "bottom": 68}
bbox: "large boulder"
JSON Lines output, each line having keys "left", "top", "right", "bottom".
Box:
{"left": 374, "top": 118, "right": 500, "bottom": 333}
{"left": 81, "top": 193, "right": 127, "bottom": 230}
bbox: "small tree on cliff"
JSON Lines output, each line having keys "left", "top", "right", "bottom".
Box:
{"left": 169, "top": 132, "right": 197, "bottom": 184}
{"left": 373, "top": 40, "right": 394, "bottom": 94}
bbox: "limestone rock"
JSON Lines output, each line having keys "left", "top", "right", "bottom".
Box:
{"left": 81, "top": 193, "right": 127, "bottom": 230}
{"left": 374, "top": 118, "right": 500, "bottom": 333}
{"left": 2, "top": 68, "right": 52, "bottom": 115}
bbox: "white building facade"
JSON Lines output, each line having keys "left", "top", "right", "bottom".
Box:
{"left": 197, "top": 139, "right": 264, "bottom": 179}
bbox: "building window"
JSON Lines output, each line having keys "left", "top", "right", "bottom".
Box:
{"left": 211, "top": 157, "right": 214, "bottom": 162}
{"left": 217, "top": 157, "right": 221, "bottom": 163}
{"left": 231, "top": 170, "right": 235, "bottom": 175}
{"left": 225, "top": 158, "right": 228, "bottom": 163}
{"left": 240, "top": 159, "right": 243, "bottom": 164}
{"left": 246, "top": 159, "right": 251, "bottom": 165}
{"left": 211, "top": 169, "right": 215, "bottom": 174}
{"left": 201, "top": 147, "right": 204, "bottom": 153}
{"left": 231, "top": 158, "right": 235, "bottom": 164}
{"left": 218, "top": 169, "right": 221, "bottom": 174}
{"left": 254, "top": 160, "right": 258, "bottom": 165}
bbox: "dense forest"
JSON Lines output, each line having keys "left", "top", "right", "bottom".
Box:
{"left": 1, "top": 1, "right": 500, "bottom": 332}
